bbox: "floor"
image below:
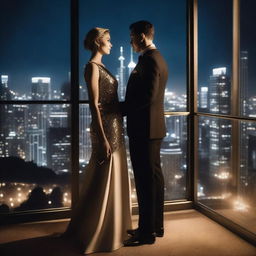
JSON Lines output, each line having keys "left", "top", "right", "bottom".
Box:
{"left": 0, "top": 210, "right": 255, "bottom": 256}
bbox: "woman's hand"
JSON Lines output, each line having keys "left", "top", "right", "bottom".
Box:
{"left": 98, "top": 139, "right": 112, "bottom": 165}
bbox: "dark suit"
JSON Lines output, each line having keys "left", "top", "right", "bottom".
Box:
{"left": 122, "top": 49, "right": 168, "bottom": 235}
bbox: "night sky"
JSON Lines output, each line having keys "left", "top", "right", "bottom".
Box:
{"left": 0, "top": 0, "right": 256, "bottom": 96}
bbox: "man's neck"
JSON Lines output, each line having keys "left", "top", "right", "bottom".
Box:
{"left": 140, "top": 43, "right": 156, "bottom": 55}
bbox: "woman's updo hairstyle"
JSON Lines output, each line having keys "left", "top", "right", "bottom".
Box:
{"left": 84, "top": 27, "right": 110, "bottom": 52}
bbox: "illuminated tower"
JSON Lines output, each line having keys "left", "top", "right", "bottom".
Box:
{"left": 239, "top": 51, "right": 249, "bottom": 194}
{"left": 240, "top": 51, "right": 248, "bottom": 115}
{"left": 26, "top": 77, "right": 52, "bottom": 166}
{"left": 118, "top": 46, "right": 126, "bottom": 101}
{"left": 0, "top": 75, "right": 11, "bottom": 100}
{"left": 208, "top": 67, "right": 231, "bottom": 179}
{"left": 128, "top": 47, "right": 136, "bottom": 76}
{"left": 209, "top": 67, "right": 230, "bottom": 115}
{"left": 199, "top": 87, "right": 208, "bottom": 110}
{"left": 1, "top": 75, "right": 8, "bottom": 88}
{"left": 31, "top": 77, "right": 51, "bottom": 100}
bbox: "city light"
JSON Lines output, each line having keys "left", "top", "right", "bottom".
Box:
{"left": 214, "top": 171, "right": 230, "bottom": 180}
{"left": 234, "top": 200, "right": 249, "bottom": 212}
{"left": 174, "top": 174, "right": 182, "bottom": 179}
{"left": 31, "top": 77, "right": 51, "bottom": 83}
{"left": 197, "top": 185, "right": 205, "bottom": 197}
{"left": 0, "top": 44, "right": 255, "bottom": 220}
{"left": 212, "top": 67, "right": 226, "bottom": 76}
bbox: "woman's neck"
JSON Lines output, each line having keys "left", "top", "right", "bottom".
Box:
{"left": 90, "top": 51, "right": 103, "bottom": 65}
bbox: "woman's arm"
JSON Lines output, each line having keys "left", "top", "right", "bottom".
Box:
{"left": 85, "top": 63, "right": 111, "bottom": 158}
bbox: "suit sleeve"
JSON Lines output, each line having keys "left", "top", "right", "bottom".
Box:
{"left": 119, "top": 101, "right": 127, "bottom": 116}
{"left": 130, "top": 56, "right": 160, "bottom": 112}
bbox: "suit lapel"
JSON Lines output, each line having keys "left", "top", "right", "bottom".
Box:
{"left": 125, "top": 55, "right": 143, "bottom": 102}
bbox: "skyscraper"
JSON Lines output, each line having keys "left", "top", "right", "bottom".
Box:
{"left": 31, "top": 77, "right": 51, "bottom": 100}
{"left": 117, "top": 46, "right": 126, "bottom": 101}
{"left": 26, "top": 77, "right": 52, "bottom": 166}
{"left": 239, "top": 51, "right": 250, "bottom": 199}
{"left": 127, "top": 47, "right": 136, "bottom": 76}
{"left": 240, "top": 51, "right": 249, "bottom": 116}
{"left": 199, "top": 87, "right": 209, "bottom": 110}
{"left": 161, "top": 115, "right": 187, "bottom": 200}
{"left": 207, "top": 68, "right": 232, "bottom": 191}
{"left": 209, "top": 67, "right": 231, "bottom": 115}
{"left": 0, "top": 75, "right": 12, "bottom": 100}
{"left": 1, "top": 75, "right": 8, "bottom": 88}
{"left": 80, "top": 105, "right": 92, "bottom": 168}
{"left": 47, "top": 127, "right": 71, "bottom": 173}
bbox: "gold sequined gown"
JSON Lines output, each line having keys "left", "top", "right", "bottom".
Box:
{"left": 64, "top": 62, "right": 132, "bottom": 254}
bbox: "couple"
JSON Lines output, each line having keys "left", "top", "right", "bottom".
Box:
{"left": 64, "top": 20, "right": 168, "bottom": 254}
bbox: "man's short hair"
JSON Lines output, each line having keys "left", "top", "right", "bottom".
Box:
{"left": 129, "top": 20, "right": 154, "bottom": 39}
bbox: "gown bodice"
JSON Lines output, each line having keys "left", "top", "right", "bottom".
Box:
{"left": 85, "top": 62, "right": 125, "bottom": 152}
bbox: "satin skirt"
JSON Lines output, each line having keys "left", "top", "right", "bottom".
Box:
{"left": 65, "top": 145, "right": 132, "bottom": 254}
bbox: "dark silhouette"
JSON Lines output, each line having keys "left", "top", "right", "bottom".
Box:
{"left": 0, "top": 204, "right": 10, "bottom": 213}
{"left": 0, "top": 157, "right": 70, "bottom": 185}
{"left": 14, "top": 186, "right": 48, "bottom": 211}
{"left": 49, "top": 187, "right": 64, "bottom": 208}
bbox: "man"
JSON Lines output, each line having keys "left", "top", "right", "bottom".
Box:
{"left": 122, "top": 20, "right": 168, "bottom": 246}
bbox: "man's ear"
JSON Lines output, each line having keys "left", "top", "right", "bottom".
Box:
{"left": 140, "top": 33, "right": 146, "bottom": 42}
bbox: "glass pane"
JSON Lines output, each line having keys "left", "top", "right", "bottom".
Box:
{"left": 240, "top": 0, "right": 256, "bottom": 117}
{"left": 163, "top": 115, "right": 188, "bottom": 200}
{"left": 79, "top": 0, "right": 187, "bottom": 111}
{"left": 198, "top": 116, "right": 232, "bottom": 207}
{"left": 198, "top": 117, "right": 234, "bottom": 206}
{"left": 198, "top": 116, "right": 256, "bottom": 234}
{"left": 0, "top": 104, "right": 71, "bottom": 213}
{"left": 79, "top": 104, "right": 92, "bottom": 172}
{"left": 0, "top": 1, "right": 70, "bottom": 101}
{"left": 198, "top": 117, "right": 234, "bottom": 204}
{"left": 198, "top": 0, "right": 232, "bottom": 114}
{"left": 79, "top": 104, "right": 137, "bottom": 203}
{"left": 79, "top": 104, "right": 188, "bottom": 202}
{"left": 236, "top": 121, "right": 256, "bottom": 233}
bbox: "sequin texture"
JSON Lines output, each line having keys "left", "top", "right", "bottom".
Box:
{"left": 86, "top": 63, "right": 125, "bottom": 152}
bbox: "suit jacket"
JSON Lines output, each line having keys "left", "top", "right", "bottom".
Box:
{"left": 122, "top": 49, "right": 168, "bottom": 139}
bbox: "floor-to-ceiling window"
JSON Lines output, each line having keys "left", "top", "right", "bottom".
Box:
{"left": 0, "top": 0, "right": 189, "bottom": 216}
{"left": 196, "top": 0, "right": 256, "bottom": 237}
{"left": 0, "top": 0, "right": 71, "bottom": 213}
{"left": 78, "top": 0, "right": 189, "bottom": 203}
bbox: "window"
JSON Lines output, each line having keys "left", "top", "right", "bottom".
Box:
{"left": 196, "top": 0, "right": 256, "bottom": 239}
{"left": 240, "top": 0, "right": 256, "bottom": 117}
{"left": 79, "top": 0, "right": 188, "bottom": 202}
{"left": 198, "top": 0, "right": 232, "bottom": 114}
{"left": 0, "top": 0, "right": 71, "bottom": 213}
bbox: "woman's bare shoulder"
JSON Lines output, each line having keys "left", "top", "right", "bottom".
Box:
{"left": 84, "top": 62, "right": 99, "bottom": 80}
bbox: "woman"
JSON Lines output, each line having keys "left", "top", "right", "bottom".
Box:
{"left": 64, "top": 27, "right": 132, "bottom": 254}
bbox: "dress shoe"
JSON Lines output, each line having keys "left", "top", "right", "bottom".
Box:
{"left": 155, "top": 227, "right": 164, "bottom": 237}
{"left": 127, "top": 228, "right": 164, "bottom": 237}
{"left": 127, "top": 228, "right": 139, "bottom": 236}
{"left": 123, "top": 233, "right": 155, "bottom": 246}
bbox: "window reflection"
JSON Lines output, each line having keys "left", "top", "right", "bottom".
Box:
{"left": 198, "top": 117, "right": 256, "bottom": 234}
{"left": 198, "top": 117, "right": 232, "bottom": 203}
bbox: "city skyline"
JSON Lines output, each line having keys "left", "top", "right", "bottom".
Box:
{"left": 1, "top": 58, "right": 256, "bottom": 236}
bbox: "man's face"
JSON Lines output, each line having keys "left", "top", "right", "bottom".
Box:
{"left": 130, "top": 31, "right": 142, "bottom": 53}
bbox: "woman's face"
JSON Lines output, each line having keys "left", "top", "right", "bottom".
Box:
{"left": 98, "top": 32, "right": 112, "bottom": 55}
